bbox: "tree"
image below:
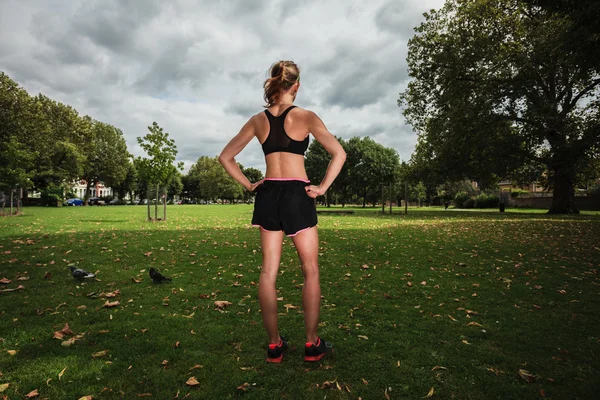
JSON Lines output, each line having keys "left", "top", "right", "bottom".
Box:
{"left": 81, "top": 120, "right": 130, "bottom": 204}
{"left": 400, "top": 0, "right": 600, "bottom": 214}
{"left": 240, "top": 166, "right": 263, "bottom": 203}
{"left": 0, "top": 73, "right": 36, "bottom": 214}
{"left": 136, "top": 122, "right": 183, "bottom": 221}
{"left": 346, "top": 137, "right": 400, "bottom": 207}
{"left": 112, "top": 160, "right": 138, "bottom": 202}
{"left": 186, "top": 156, "right": 244, "bottom": 203}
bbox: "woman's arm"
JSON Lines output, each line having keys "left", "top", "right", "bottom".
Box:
{"left": 218, "top": 116, "right": 262, "bottom": 191}
{"left": 305, "top": 111, "right": 346, "bottom": 198}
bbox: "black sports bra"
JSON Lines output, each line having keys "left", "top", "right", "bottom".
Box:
{"left": 261, "top": 106, "right": 309, "bottom": 156}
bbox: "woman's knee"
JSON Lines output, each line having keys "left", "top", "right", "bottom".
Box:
{"left": 301, "top": 262, "right": 319, "bottom": 278}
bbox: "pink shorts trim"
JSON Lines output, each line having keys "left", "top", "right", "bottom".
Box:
{"left": 252, "top": 224, "right": 316, "bottom": 237}
{"left": 287, "top": 225, "right": 315, "bottom": 237}
{"left": 264, "top": 178, "right": 310, "bottom": 183}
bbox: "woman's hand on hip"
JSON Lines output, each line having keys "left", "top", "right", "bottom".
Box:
{"left": 305, "top": 185, "right": 325, "bottom": 198}
{"left": 249, "top": 179, "right": 264, "bottom": 192}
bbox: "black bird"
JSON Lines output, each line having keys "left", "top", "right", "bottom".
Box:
{"left": 69, "top": 265, "right": 95, "bottom": 280}
{"left": 149, "top": 267, "right": 171, "bottom": 283}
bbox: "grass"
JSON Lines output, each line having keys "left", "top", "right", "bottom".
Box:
{"left": 0, "top": 205, "right": 599, "bottom": 399}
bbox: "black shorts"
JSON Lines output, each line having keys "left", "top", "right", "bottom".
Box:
{"left": 252, "top": 179, "right": 318, "bottom": 236}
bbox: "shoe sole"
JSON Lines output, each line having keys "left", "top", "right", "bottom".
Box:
{"left": 266, "top": 355, "right": 283, "bottom": 363}
{"left": 304, "top": 349, "right": 333, "bottom": 362}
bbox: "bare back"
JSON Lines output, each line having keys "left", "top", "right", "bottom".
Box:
{"left": 255, "top": 105, "right": 310, "bottom": 179}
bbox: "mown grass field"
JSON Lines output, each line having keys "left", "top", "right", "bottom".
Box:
{"left": 1, "top": 205, "right": 599, "bottom": 399}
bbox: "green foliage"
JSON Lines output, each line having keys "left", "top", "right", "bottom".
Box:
{"left": 454, "top": 192, "right": 470, "bottom": 208}
{"left": 475, "top": 193, "right": 499, "bottom": 208}
{"left": 40, "top": 183, "right": 65, "bottom": 206}
{"left": 400, "top": 0, "right": 600, "bottom": 213}
{"left": 186, "top": 156, "right": 243, "bottom": 201}
{"left": 306, "top": 136, "right": 400, "bottom": 207}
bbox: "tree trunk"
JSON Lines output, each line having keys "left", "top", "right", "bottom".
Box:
{"left": 163, "top": 187, "right": 167, "bottom": 221}
{"left": 16, "top": 188, "right": 21, "bottom": 215}
{"left": 155, "top": 185, "right": 159, "bottom": 221}
{"left": 548, "top": 164, "right": 579, "bottom": 214}
{"left": 362, "top": 189, "right": 367, "bottom": 208}
{"left": 84, "top": 181, "right": 92, "bottom": 206}
{"left": 147, "top": 187, "right": 152, "bottom": 221}
{"left": 10, "top": 190, "right": 14, "bottom": 216}
{"left": 326, "top": 191, "right": 332, "bottom": 207}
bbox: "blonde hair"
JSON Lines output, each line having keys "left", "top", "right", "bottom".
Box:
{"left": 263, "top": 60, "right": 300, "bottom": 107}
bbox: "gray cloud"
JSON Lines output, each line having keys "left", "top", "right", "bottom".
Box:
{"left": 0, "top": 0, "right": 446, "bottom": 172}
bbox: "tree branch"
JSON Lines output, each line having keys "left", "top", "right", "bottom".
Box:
{"left": 563, "top": 78, "right": 600, "bottom": 115}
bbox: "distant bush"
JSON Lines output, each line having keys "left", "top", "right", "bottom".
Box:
{"left": 475, "top": 193, "right": 499, "bottom": 208}
{"left": 510, "top": 189, "right": 529, "bottom": 198}
{"left": 454, "top": 192, "right": 470, "bottom": 208}
{"left": 463, "top": 197, "right": 475, "bottom": 208}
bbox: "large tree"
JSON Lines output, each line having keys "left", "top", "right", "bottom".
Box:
{"left": 80, "top": 120, "right": 130, "bottom": 204}
{"left": 400, "top": 0, "right": 600, "bottom": 213}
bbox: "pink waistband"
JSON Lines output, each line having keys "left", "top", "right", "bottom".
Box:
{"left": 264, "top": 178, "right": 310, "bottom": 183}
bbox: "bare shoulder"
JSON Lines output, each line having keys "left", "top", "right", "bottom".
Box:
{"left": 291, "top": 107, "right": 321, "bottom": 124}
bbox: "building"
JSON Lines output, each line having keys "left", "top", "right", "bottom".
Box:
{"left": 71, "top": 180, "right": 114, "bottom": 198}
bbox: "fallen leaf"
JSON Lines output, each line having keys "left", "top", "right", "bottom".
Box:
{"left": 447, "top": 315, "right": 457, "bottom": 322}
{"left": 461, "top": 340, "right": 471, "bottom": 345}
{"left": 237, "top": 383, "right": 250, "bottom": 391}
{"left": 78, "top": 396, "right": 93, "bottom": 400}
{"left": 103, "top": 301, "right": 120, "bottom": 308}
{"left": 518, "top": 369, "right": 538, "bottom": 383}
{"left": 189, "top": 364, "right": 203, "bottom": 371}
{"left": 423, "top": 387, "right": 434, "bottom": 398}
{"left": 7, "top": 350, "right": 17, "bottom": 356}
{"left": 131, "top": 277, "right": 142, "bottom": 283}
{"left": 467, "top": 322, "right": 483, "bottom": 327}
{"left": 0, "top": 278, "right": 11, "bottom": 284}
{"left": 431, "top": 366, "right": 447, "bottom": 371}
{"left": 361, "top": 264, "right": 369, "bottom": 269}
{"left": 361, "top": 378, "right": 368, "bottom": 385}
{"left": 0, "top": 383, "right": 9, "bottom": 392}
{"left": 420, "top": 281, "right": 427, "bottom": 285}
{"left": 186, "top": 377, "right": 199, "bottom": 386}
{"left": 25, "top": 389, "right": 39, "bottom": 398}
{"left": 92, "top": 350, "right": 109, "bottom": 358}
{"left": 213, "top": 300, "right": 232, "bottom": 309}
{"left": 358, "top": 335, "right": 368, "bottom": 340}
{"left": 58, "top": 367, "right": 67, "bottom": 380}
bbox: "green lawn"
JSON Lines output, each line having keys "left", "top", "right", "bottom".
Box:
{"left": 1, "top": 205, "right": 599, "bottom": 399}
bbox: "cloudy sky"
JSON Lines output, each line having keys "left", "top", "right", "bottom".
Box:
{"left": 1, "top": 0, "right": 445, "bottom": 173}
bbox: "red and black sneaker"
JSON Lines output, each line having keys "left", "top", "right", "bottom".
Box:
{"left": 266, "top": 337, "right": 288, "bottom": 363}
{"left": 304, "top": 338, "right": 333, "bottom": 362}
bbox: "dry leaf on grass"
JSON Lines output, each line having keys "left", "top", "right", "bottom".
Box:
{"left": 25, "top": 389, "right": 39, "bottom": 398}
{"left": 214, "top": 300, "right": 232, "bottom": 309}
{"left": 103, "top": 300, "right": 120, "bottom": 308}
{"left": 423, "top": 387, "right": 435, "bottom": 398}
{"left": 92, "top": 350, "right": 109, "bottom": 358}
{"left": 78, "top": 396, "right": 93, "bottom": 400}
{"left": 431, "top": 366, "right": 447, "bottom": 371}
{"left": 186, "top": 377, "right": 199, "bottom": 386}
{"left": 58, "top": 367, "right": 67, "bottom": 380}
{"left": 0, "top": 383, "right": 9, "bottom": 392}
{"left": 518, "top": 369, "right": 539, "bottom": 383}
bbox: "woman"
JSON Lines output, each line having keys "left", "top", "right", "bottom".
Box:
{"left": 219, "top": 60, "right": 346, "bottom": 363}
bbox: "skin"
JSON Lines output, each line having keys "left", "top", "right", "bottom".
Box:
{"left": 219, "top": 78, "right": 346, "bottom": 345}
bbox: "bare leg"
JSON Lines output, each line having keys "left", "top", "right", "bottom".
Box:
{"left": 291, "top": 226, "right": 320, "bottom": 344}
{"left": 258, "top": 229, "right": 285, "bottom": 344}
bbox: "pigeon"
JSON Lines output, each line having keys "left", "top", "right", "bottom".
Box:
{"left": 149, "top": 267, "right": 171, "bottom": 284}
{"left": 70, "top": 265, "right": 95, "bottom": 280}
